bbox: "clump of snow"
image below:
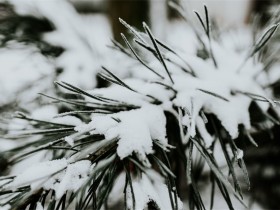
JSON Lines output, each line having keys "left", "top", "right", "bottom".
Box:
{"left": 196, "top": 116, "right": 213, "bottom": 147}
{"left": 208, "top": 95, "right": 251, "bottom": 138}
{"left": 76, "top": 104, "right": 167, "bottom": 162}
{"left": 171, "top": 39, "right": 269, "bottom": 139}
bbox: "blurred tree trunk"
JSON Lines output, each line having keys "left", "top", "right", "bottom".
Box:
{"left": 250, "top": 0, "right": 277, "bottom": 25}
{"left": 70, "top": 0, "right": 107, "bottom": 13}
{"left": 167, "top": 0, "right": 181, "bottom": 20}
{"left": 108, "top": 0, "right": 149, "bottom": 42}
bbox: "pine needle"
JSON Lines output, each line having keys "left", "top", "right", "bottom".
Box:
{"left": 121, "top": 33, "right": 165, "bottom": 79}
{"left": 142, "top": 22, "right": 174, "bottom": 84}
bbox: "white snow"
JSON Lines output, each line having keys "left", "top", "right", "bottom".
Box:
{"left": 52, "top": 116, "right": 82, "bottom": 126}
{"left": 89, "top": 84, "right": 146, "bottom": 107}
{"left": 0, "top": 43, "right": 54, "bottom": 106}
{"left": 9, "top": 0, "right": 113, "bottom": 89}
{"left": 6, "top": 159, "right": 92, "bottom": 199}
{"left": 196, "top": 116, "right": 213, "bottom": 147}
{"left": 65, "top": 136, "right": 74, "bottom": 147}
{"left": 7, "top": 118, "right": 30, "bottom": 131}
{"left": 166, "top": 21, "right": 198, "bottom": 55}
{"left": 0, "top": 139, "right": 18, "bottom": 152}
{"left": 89, "top": 78, "right": 173, "bottom": 107}
{"left": 36, "top": 202, "right": 44, "bottom": 210}
{"left": 9, "top": 151, "right": 50, "bottom": 176}
{"left": 171, "top": 39, "right": 269, "bottom": 139}
{"left": 7, "top": 158, "right": 68, "bottom": 190}
{"left": 31, "top": 105, "right": 58, "bottom": 121}
{"left": 220, "top": 27, "right": 253, "bottom": 52}
{"left": 53, "top": 160, "right": 91, "bottom": 199}
{"left": 267, "top": 63, "right": 280, "bottom": 85}
{"left": 31, "top": 105, "right": 82, "bottom": 126}
{"left": 236, "top": 148, "right": 244, "bottom": 159}
{"left": 77, "top": 104, "right": 167, "bottom": 162}
{"left": 0, "top": 179, "right": 12, "bottom": 187}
